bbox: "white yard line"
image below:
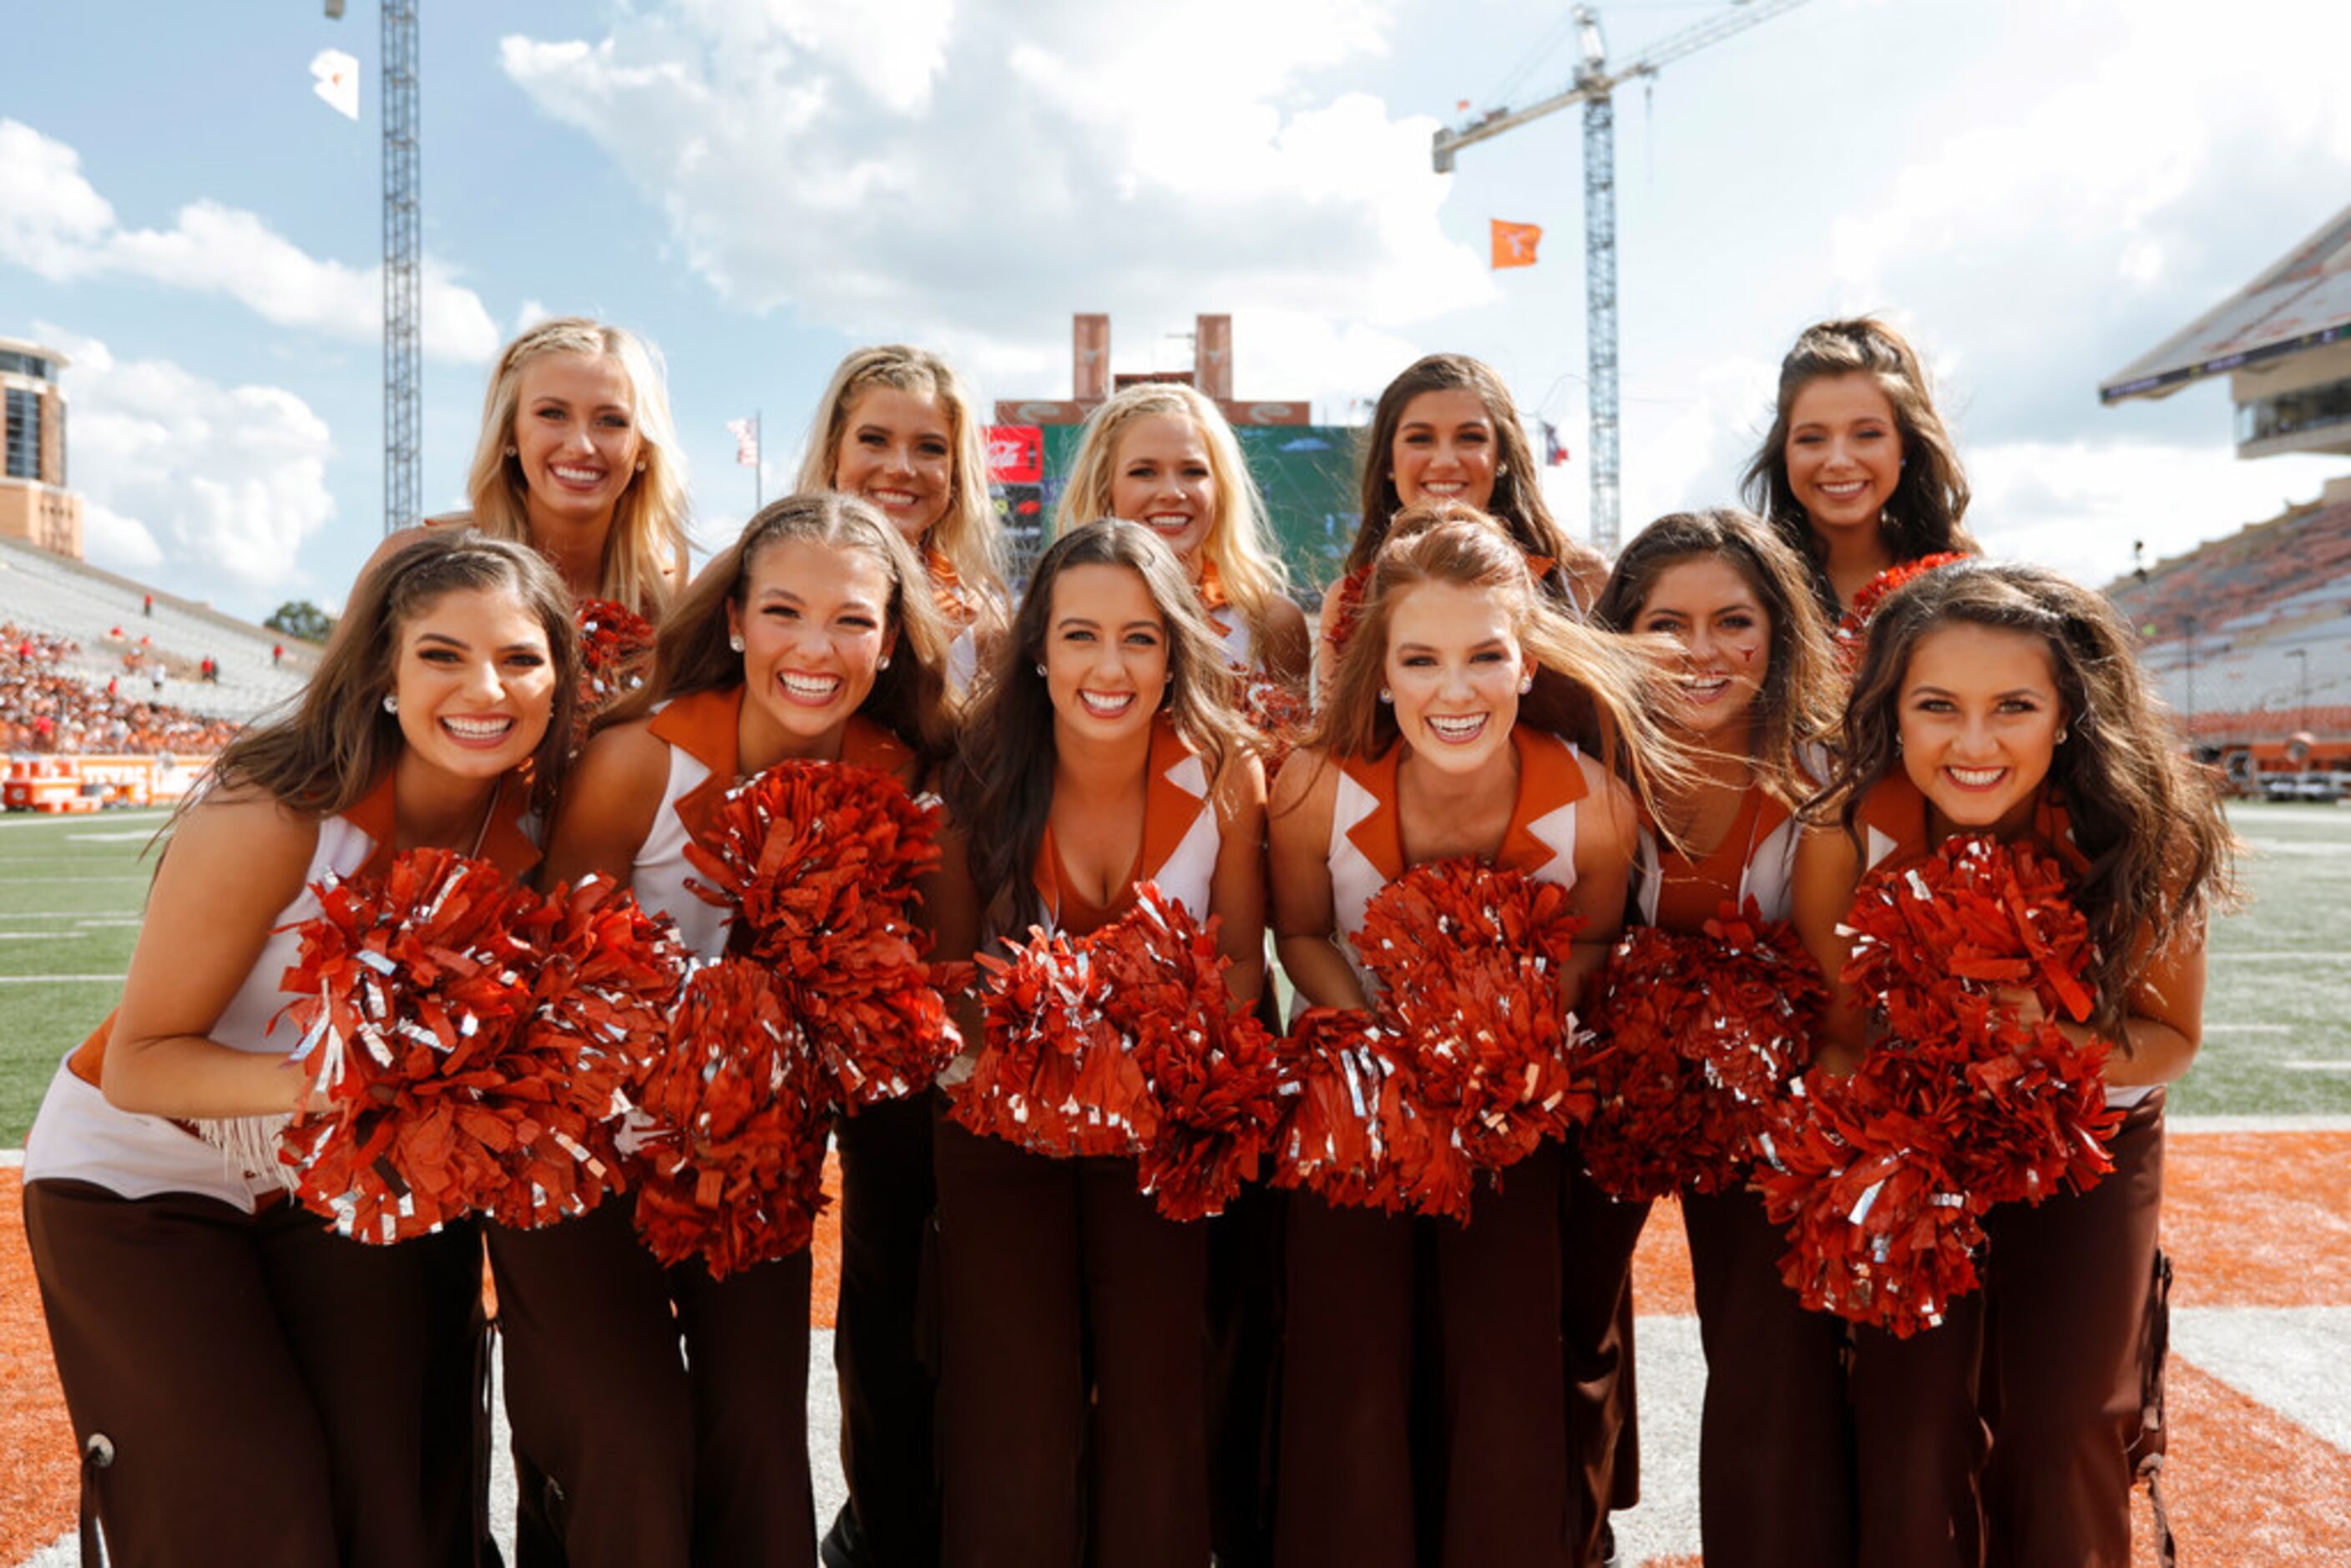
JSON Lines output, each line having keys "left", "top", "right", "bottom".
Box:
{"left": 2172, "top": 1306, "right": 2351, "bottom": 1454}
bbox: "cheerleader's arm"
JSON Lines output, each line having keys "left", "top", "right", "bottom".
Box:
{"left": 1562, "top": 761, "right": 1639, "bottom": 1009}
{"left": 1256, "top": 594, "right": 1312, "bottom": 695}
{"left": 1267, "top": 746, "right": 1369, "bottom": 1011}
{"left": 542, "top": 718, "right": 667, "bottom": 889}
{"left": 103, "top": 792, "right": 323, "bottom": 1119}
{"left": 1208, "top": 753, "right": 1270, "bottom": 1004}
{"left": 1791, "top": 822, "right": 1868, "bottom": 1076}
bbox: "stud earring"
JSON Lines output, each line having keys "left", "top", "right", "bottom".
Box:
{"left": 635, "top": 459, "right": 647, "bottom": 473}
{"left": 504, "top": 445, "right": 517, "bottom": 458}
{"left": 1378, "top": 688, "right": 1393, "bottom": 704}
{"left": 729, "top": 635, "right": 746, "bottom": 653}
{"left": 2055, "top": 725, "right": 2069, "bottom": 744}
{"left": 1036, "top": 661, "right": 1049, "bottom": 677}
{"left": 382, "top": 694, "right": 398, "bottom": 715}
{"left": 877, "top": 654, "right": 891, "bottom": 671}
{"left": 1518, "top": 675, "right": 1534, "bottom": 695}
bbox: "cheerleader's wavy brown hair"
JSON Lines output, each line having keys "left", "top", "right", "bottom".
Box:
{"left": 1314, "top": 508, "right": 1684, "bottom": 824}
{"left": 1738, "top": 316, "right": 1978, "bottom": 615}
{"left": 1812, "top": 559, "right": 2237, "bottom": 1039}
{"left": 1347, "top": 353, "right": 1605, "bottom": 612}
{"left": 614, "top": 492, "right": 955, "bottom": 767}
{"left": 207, "top": 530, "right": 580, "bottom": 818}
{"left": 1590, "top": 508, "right": 1838, "bottom": 806}
{"left": 950, "top": 519, "right": 1251, "bottom": 935}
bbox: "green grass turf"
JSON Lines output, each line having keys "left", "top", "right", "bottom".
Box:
{"left": 0, "top": 801, "right": 2343, "bottom": 1145}
{"left": 0, "top": 810, "right": 162, "bottom": 1145}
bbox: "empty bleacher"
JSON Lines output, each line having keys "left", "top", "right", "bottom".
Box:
{"left": 2109, "top": 496, "right": 2351, "bottom": 749}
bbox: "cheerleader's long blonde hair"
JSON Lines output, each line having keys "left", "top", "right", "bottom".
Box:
{"left": 463, "top": 316, "right": 691, "bottom": 618}
{"left": 1055, "top": 382, "right": 1292, "bottom": 665}
{"left": 797, "top": 345, "right": 1008, "bottom": 615}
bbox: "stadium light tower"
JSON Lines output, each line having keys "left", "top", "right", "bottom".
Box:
{"left": 1433, "top": 0, "right": 1809, "bottom": 553}
{"left": 325, "top": 0, "right": 422, "bottom": 536}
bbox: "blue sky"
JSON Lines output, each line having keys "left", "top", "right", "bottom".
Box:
{"left": 7, "top": 0, "right": 2349, "bottom": 620}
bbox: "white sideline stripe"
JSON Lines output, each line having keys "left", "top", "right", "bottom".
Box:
{"left": 2209, "top": 950, "right": 2351, "bottom": 961}
{"left": 2168, "top": 1114, "right": 2351, "bottom": 1134}
{"left": 1610, "top": 1314, "right": 1706, "bottom": 1562}
{"left": 2173, "top": 1306, "right": 2351, "bottom": 1454}
{"left": 0, "top": 974, "right": 124, "bottom": 984}
{"left": 0, "top": 1151, "right": 21, "bottom": 1167}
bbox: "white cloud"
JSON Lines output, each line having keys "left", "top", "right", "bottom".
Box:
{"left": 498, "top": 0, "right": 1484, "bottom": 393}
{"left": 0, "top": 119, "right": 498, "bottom": 362}
{"left": 78, "top": 501, "right": 164, "bottom": 573}
{"left": 36, "top": 324, "right": 338, "bottom": 599}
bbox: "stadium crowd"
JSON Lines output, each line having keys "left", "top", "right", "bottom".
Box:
{"left": 2, "top": 621, "right": 242, "bottom": 756}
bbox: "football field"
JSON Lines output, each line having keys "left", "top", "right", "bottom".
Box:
{"left": 2, "top": 803, "right": 2345, "bottom": 1563}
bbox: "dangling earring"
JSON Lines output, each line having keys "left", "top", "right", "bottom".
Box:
{"left": 1893, "top": 734, "right": 1904, "bottom": 755}
{"left": 382, "top": 694, "right": 398, "bottom": 715}
{"left": 877, "top": 654, "right": 892, "bottom": 671}
{"left": 1378, "top": 688, "right": 1393, "bottom": 704}
{"left": 728, "top": 635, "right": 746, "bottom": 653}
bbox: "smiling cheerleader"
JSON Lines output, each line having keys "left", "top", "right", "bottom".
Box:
{"left": 935, "top": 519, "right": 1267, "bottom": 1568}
{"left": 799, "top": 345, "right": 1009, "bottom": 707}
{"left": 485, "top": 493, "right": 960, "bottom": 1568}
{"left": 1791, "top": 560, "right": 2236, "bottom": 1567}
{"left": 1739, "top": 318, "right": 1978, "bottom": 624}
{"left": 1268, "top": 508, "right": 1676, "bottom": 1567}
{"left": 1588, "top": 508, "right": 1849, "bottom": 1568}
{"left": 23, "top": 533, "right": 577, "bottom": 1567}
{"left": 1318, "top": 356, "right": 1609, "bottom": 688}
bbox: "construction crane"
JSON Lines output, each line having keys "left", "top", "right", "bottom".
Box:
{"left": 325, "top": 0, "right": 422, "bottom": 537}
{"left": 1433, "top": 0, "right": 1808, "bottom": 553}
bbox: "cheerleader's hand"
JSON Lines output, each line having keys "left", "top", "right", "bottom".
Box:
{"left": 1994, "top": 984, "right": 2047, "bottom": 1029}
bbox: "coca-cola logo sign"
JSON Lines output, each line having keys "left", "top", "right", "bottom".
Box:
{"left": 985, "top": 424, "right": 1044, "bottom": 483}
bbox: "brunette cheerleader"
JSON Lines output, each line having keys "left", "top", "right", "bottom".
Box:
{"left": 799, "top": 343, "right": 1009, "bottom": 699}
{"left": 1589, "top": 509, "right": 1851, "bottom": 1568}
{"left": 488, "top": 493, "right": 958, "bottom": 1568}
{"left": 1792, "top": 560, "right": 2234, "bottom": 1567}
{"left": 374, "top": 316, "right": 693, "bottom": 616}
{"left": 23, "top": 532, "right": 576, "bottom": 1567}
{"left": 1738, "top": 316, "right": 1976, "bottom": 622}
{"left": 1268, "top": 508, "right": 1675, "bottom": 1568}
{"left": 797, "top": 346, "right": 1008, "bottom": 1568}
{"left": 1056, "top": 379, "right": 1308, "bottom": 1561}
{"left": 1320, "top": 354, "right": 1608, "bottom": 682}
{"left": 935, "top": 519, "right": 1267, "bottom": 1568}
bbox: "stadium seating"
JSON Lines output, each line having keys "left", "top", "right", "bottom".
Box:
{"left": 0, "top": 535, "right": 311, "bottom": 729}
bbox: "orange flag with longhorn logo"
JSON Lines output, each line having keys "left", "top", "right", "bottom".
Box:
{"left": 1491, "top": 219, "right": 1543, "bottom": 269}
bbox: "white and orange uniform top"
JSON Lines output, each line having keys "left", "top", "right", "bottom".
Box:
{"left": 1632, "top": 785, "right": 1802, "bottom": 934}
{"left": 1024, "top": 713, "right": 1224, "bottom": 942}
{"left": 925, "top": 548, "right": 988, "bottom": 699}
{"left": 1849, "top": 771, "right": 2171, "bottom": 1110}
{"left": 630, "top": 684, "right": 917, "bottom": 961}
{"left": 1326, "top": 726, "right": 1587, "bottom": 994}
{"left": 23, "top": 771, "right": 544, "bottom": 1211}
{"left": 1196, "top": 561, "right": 1261, "bottom": 676}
